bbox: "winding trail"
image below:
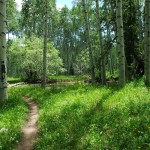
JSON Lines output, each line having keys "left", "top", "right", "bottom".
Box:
{"left": 17, "top": 96, "right": 39, "bottom": 150}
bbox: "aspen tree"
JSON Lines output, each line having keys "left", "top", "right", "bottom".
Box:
{"left": 95, "top": 0, "right": 106, "bottom": 84}
{"left": 116, "top": 0, "right": 126, "bottom": 87}
{"left": 41, "top": 0, "right": 48, "bottom": 88}
{"left": 82, "top": 0, "right": 95, "bottom": 82}
{"left": 0, "top": 0, "right": 8, "bottom": 102}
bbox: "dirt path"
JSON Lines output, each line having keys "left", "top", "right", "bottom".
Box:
{"left": 17, "top": 96, "right": 39, "bottom": 150}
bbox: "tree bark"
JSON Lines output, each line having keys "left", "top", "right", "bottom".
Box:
{"left": 116, "top": 0, "right": 126, "bottom": 87}
{"left": 41, "top": 0, "right": 48, "bottom": 88}
{"left": 95, "top": 0, "right": 106, "bottom": 84}
{"left": 0, "top": 0, "right": 8, "bottom": 102}
{"left": 144, "top": 0, "right": 150, "bottom": 86}
{"left": 82, "top": 0, "right": 95, "bottom": 82}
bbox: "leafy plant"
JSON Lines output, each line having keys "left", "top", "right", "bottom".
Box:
{"left": 8, "top": 36, "right": 65, "bottom": 82}
{"left": 13, "top": 79, "right": 150, "bottom": 149}
{"left": 0, "top": 88, "right": 28, "bottom": 150}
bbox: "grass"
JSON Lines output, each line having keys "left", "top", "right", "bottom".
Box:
{"left": 1, "top": 79, "right": 150, "bottom": 149}
{"left": 12, "top": 79, "right": 150, "bottom": 149}
{"left": 49, "top": 75, "right": 90, "bottom": 82}
{"left": 7, "top": 77, "right": 22, "bottom": 84}
{"left": 0, "top": 88, "right": 28, "bottom": 150}
{"left": 7, "top": 75, "right": 89, "bottom": 84}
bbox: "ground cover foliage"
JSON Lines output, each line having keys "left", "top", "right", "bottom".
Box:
{"left": 48, "top": 75, "right": 90, "bottom": 83}
{"left": 0, "top": 88, "right": 28, "bottom": 150}
{"left": 1, "top": 79, "right": 150, "bottom": 149}
{"left": 13, "top": 79, "right": 150, "bottom": 150}
{"left": 7, "top": 77, "right": 22, "bottom": 84}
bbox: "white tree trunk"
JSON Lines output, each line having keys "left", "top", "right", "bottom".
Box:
{"left": 0, "top": 0, "right": 8, "bottom": 102}
{"left": 41, "top": 0, "right": 48, "bottom": 88}
{"left": 116, "top": 0, "right": 126, "bottom": 87}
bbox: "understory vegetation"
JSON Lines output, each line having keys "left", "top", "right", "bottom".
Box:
{"left": 0, "top": 88, "right": 28, "bottom": 150}
{"left": 48, "top": 75, "right": 90, "bottom": 83}
{"left": 7, "top": 77, "right": 22, "bottom": 84}
{"left": 2, "top": 79, "right": 150, "bottom": 149}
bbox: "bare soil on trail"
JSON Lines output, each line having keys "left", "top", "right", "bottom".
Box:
{"left": 17, "top": 96, "right": 39, "bottom": 150}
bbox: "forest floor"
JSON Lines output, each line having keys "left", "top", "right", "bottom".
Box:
{"left": 1, "top": 78, "right": 150, "bottom": 149}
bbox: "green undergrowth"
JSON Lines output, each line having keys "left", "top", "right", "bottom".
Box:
{"left": 49, "top": 75, "right": 90, "bottom": 82}
{"left": 7, "top": 77, "right": 22, "bottom": 84}
{"left": 0, "top": 88, "right": 28, "bottom": 150}
{"left": 14, "top": 79, "right": 150, "bottom": 149}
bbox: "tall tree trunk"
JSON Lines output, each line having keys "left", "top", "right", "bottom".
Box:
{"left": 144, "top": 0, "right": 150, "bottom": 86}
{"left": 0, "top": 0, "right": 8, "bottom": 102}
{"left": 82, "top": 0, "right": 95, "bottom": 82}
{"left": 137, "top": 0, "right": 143, "bottom": 42}
{"left": 109, "top": 47, "right": 114, "bottom": 75}
{"left": 41, "top": 0, "right": 48, "bottom": 88}
{"left": 95, "top": 0, "right": 106, "bottom": 84}
{"left": 104, "top": 0, "right": 114, "bottom": 76}
{"left": 116, "top": 0, "right": 126, "bottom": 87}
